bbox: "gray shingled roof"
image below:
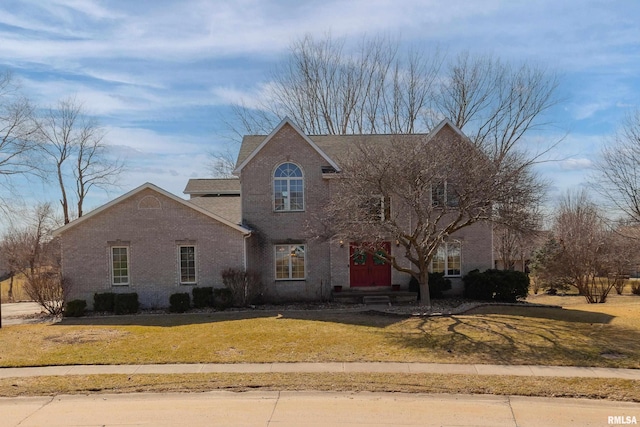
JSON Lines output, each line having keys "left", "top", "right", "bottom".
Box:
{"left": 183, "top": 178, "right": 240, "bottom": 195}
{"left": 188, "top": 196, "right": 242, "bottom": 224}
{"left": 236, "top": 132, "right": 436, "bottom": 169}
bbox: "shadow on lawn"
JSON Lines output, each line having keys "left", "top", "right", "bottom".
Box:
{"left": 56, "top": 308, "right": 408, "bottom": 328}
{"left": 464, "top": 305, "right": 615, "bottom": 324}
{"left": 386, "top": 306, "right": 640, "bottom": 368}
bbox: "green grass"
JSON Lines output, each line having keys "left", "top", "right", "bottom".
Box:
{"left": 2, "top": 297, "right": 640, "bottom": 369}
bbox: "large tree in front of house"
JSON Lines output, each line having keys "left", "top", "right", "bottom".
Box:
{"left": 224, "top": 34, "right": 560, "bottom": 305}
{"left": 323, "top": 124, "right": 544, "bottom": 306}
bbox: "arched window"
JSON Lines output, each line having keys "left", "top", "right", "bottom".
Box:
{"left": 274, "top": 163, "right": 304, "bottom": 211}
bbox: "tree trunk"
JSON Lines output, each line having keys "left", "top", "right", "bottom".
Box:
{"left": 418, "top": 269, "right": 431, "bottom": 307}
{"left": 57, "top": 163, "right": 70, "bottom": 224}
{"left": 8, "top": 274, "right": 13, "bottom": 302}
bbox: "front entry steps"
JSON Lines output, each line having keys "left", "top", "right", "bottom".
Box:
{"left": 362, "top": 295, "right": 391, "bottom": 305}
{"left": 332, "top": 287, "right": 417, "bottom": 305}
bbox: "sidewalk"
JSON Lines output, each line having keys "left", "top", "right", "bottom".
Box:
{"left": 1, "top": 362, "right": 639, "bottom": 380}
{"left": 3, "top": 391, "right": 639, "bottom": 427}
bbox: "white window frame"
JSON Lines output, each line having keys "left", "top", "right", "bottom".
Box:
{"left": 274, "top": 244, "right": 306, "bottom": 280}
{"left": 273, "top": 163, "right": 305, "bottom": 212}
{"left": 178, "top": 245, "right": 197, "bottom": 285}
{"left": 431, "top": 241, "right": 462, "bottom": 277}
{"left": 111, "top": 246, "right": 130, "bottom": 286}
{"left": 432, "top": 181, "right": 458, "bottom": 208}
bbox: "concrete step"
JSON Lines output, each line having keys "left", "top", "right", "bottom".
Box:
{"left": 362, "top": 295, "right": 391, "bottom": 305}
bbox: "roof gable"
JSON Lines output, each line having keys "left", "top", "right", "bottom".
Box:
{"left": 424, "top": 118, "right": 469, "bottom": 142}
{"left": 233, "top": 117, "right": 341, "bottom": 175}
{"left": 53, "top": 183, "right": 251, "bottom": 236}
{"left": 234, "top": 118, "right": 471, "bottom": 171}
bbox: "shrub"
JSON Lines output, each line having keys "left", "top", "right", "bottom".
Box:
{"left": 192, "top": 287, "right": 214, "bottom": 308}
{"left": 114, "top": 293, "right": 139, "bottom": 315}
{"left": 64, "top": 299, "right": 86, "bottom": 317}
{"left": 632, "top": 282, "right": 640, "bottom": 296}
{"left": 213, "top": 288, "right": 233, "bottom": 310}
{"left": 463, "top": 269, "right": 529, "bottom": 303}
{"left": 221, "top": 268, "right": 263, "bottom": 307}
{"left": 24, "top": 271, "right": 66, "bottom": 316}
{"left": 408, "top": 272, "right": 452, "bottom": 299}
{"left": 93, "top": 292, "right": 116, "bottom": 312}
{"left": 169, "top": 292, "right": 191, "bottom": 313}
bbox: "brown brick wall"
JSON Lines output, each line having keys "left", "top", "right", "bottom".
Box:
{"left": 241, "top": 124, "right": 333, "bottom": 301}
{"left": 60, "top": 188, "right": 246, "bottom": 309}
{"left": 240, "top": 123, "right": 494, "bottom": 299}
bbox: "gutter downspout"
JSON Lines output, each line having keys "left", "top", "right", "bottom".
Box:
{"left": 243, "top": 232, "right": 252, "bottom": 271}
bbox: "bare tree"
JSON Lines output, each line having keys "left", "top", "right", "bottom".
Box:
{"left": 37, "top": 97, "right": 123, "bottom": 224}
{"left": 552, "top": 190, "right": 614, "bottom": 303}
{"left": 592, "top": 110, "right": 640, "bottom": 222}
{"left": 1, "top": 203, "right": 66, "bottom": 315}
{"left": 437, "top": 52, "right": 560, "bottom": 163}
{"left": 227, "top": 34, "right": 444, "bottom": 136}
{"left": 207, "top": 147, "right": 238, "bottom": 178}
{"left": 603, "top": 225, "right": 638, "bottom": 295}
{"left": 323, "top": 128, "right": 545, "bottom": 306}
{"left": 0, "top": 71, "right": 39, "bottom": 214}
{"left": 225, "top": 34, "right": 559, "bottom": 305}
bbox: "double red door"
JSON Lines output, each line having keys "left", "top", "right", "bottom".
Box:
{"left": 349, "top": 242, "right": 391, "bottom": 287}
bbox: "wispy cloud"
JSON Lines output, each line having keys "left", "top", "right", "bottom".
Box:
{"left": 0, "top": 0, "right": 638, "bottom": 211}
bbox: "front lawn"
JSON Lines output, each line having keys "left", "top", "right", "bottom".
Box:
{"left": 2, "top": 296, "right": 640, "bottom": 369}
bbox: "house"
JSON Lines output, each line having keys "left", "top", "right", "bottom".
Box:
{"left": 54, "top": 118, "right": 493, "bottom": 309}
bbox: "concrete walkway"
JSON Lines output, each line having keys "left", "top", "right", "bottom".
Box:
{"left": 3, "top": 391, "right": 639, "bottom": 427}
{"left": 1, "top": 362, "right": 639, "bottom": 380}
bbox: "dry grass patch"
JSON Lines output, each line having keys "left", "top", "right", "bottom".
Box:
{"left": 0, "top": 373, "right": 638, "bottom": 402}
{"left": 0, "top": 274, "right": 30, "bottom": 302}
{"left": 1, "top": 302, "right": 640, "bottom": 368}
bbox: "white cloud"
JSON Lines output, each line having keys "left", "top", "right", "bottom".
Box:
{"left": 1, "top": 0, "right": 638, "bottom": 218}
{"left": 560, "top": 158, "right": 593, "bottom": 171}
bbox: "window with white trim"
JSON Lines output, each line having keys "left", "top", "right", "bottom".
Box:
{"left": 178, "top": 245, "right": 197, "bottom": 284}
{"left": 275, "top": 244, "right": 306, "bottom": 280}
{"left": 432, "top": 241, "right": 461, "bottom": 276}
{"left": 111, "top": 246, "right": 130, "bottom": 285}
{"left": 274, "top": 163, "right": 304, "bottom": 211}
{"left": 359, "top": 195, "right": 390, "bottom": 222}
{"left": 432, "top": 181, "right": 459, "bottom": 207}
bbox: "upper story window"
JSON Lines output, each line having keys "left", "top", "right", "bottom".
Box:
{"left": 360, "top": 195, "right": 391, "bottom": 222}
{"left": 432, "top": 181, "right": 459, "bottom": 208}
{"left": 274, "top": 162, "right": 304, "bottom": 211}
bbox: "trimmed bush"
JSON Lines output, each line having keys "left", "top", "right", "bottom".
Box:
{"left": 463, "top": 269, "right": 530, "bottom": 303}
{"left": 64, "top": 299, "right": 87, "bottom": 317}
{"left": 221, "top": 268, "right": 263, "bottom": 307}
{"left": 213, "top": 288, "right": 233, "bottom": 310}
{"left": 192, "top": 287, "right": 214, "bottom": 308}
{"left": 114, "top": 293, "right": 139, "bottom": 315}
{"left": 93, "top": 292, "right": 116, "bottom": 312}
{"left": 408, "top": 272, "right": 452, "bottom": 299}
{"left": 169, "top": 292, "right": 191, "bottom": 313}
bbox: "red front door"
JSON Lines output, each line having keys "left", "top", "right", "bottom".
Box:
{"left": 349, "top": 242, "right": 392, "bottom": 287}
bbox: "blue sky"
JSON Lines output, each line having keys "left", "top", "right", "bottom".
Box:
{"left": 1, "top": 0, "right": 639, "bottom": 213}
